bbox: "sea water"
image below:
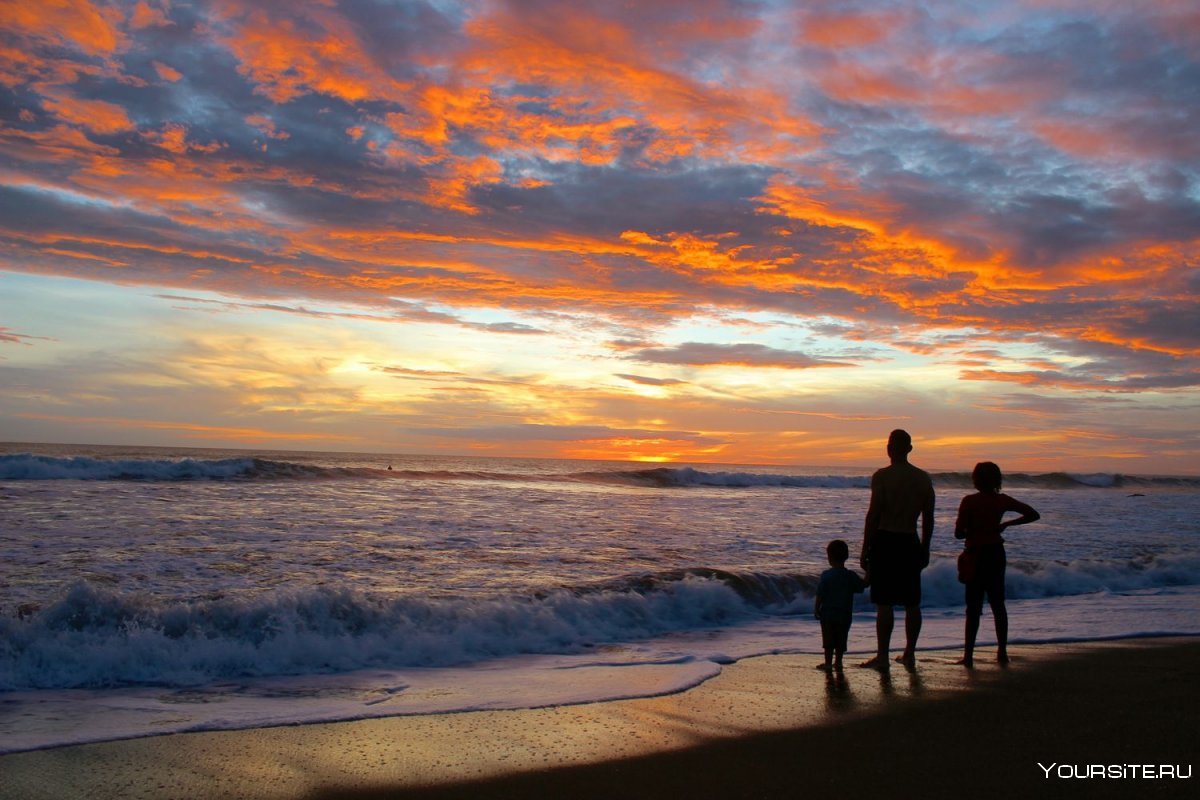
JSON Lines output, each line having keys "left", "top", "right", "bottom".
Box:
{"left": 2, "top": 443, "right": 1198, "bottom": 753}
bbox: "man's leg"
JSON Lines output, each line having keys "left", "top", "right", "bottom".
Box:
{"left": 897, "top": 546, "right": 922, "bottom": 665}
{"left": 865, "top": 604, "right": 893, "bottom": 667}
{"left": 900, "top": 604, "right": 921, "bottom": 664}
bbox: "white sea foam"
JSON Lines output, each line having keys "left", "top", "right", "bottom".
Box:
{"left": 0, "top": 578, "right": 754, "bottom": 690}
{"left": 4, "top": 551, "right": 1198, "bottom": 692}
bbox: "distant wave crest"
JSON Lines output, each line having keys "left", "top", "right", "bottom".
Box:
{"left": 2, "top": 454, "right": 1196, "bottom": 490}
{"left": 928, "top": 470, "right": 1198, "bottom": 490}
{"left": 0, "top": 453, "right": 256, "bottom": 480}
{"left": 0, "top": 454, "right": 374, "bottom": 482}
{"left": 572, "top": 466, "right": 871, "bottom": 489}
{"left": 569, "top": 467, "right": 1200, "bottom": 491}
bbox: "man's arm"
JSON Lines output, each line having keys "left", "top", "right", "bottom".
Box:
{"left": 919, "top": 481, "right": 935, "bottom": 567}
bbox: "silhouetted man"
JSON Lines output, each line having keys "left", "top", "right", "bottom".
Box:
{"left": 859, "top": 429, "right": 934, "bottom": 668}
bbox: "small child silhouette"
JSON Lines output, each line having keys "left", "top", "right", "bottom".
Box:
{"left": 814, "top": 539, "right": 868, "bottom": 673}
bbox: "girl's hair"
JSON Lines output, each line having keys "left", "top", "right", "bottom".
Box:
{"left": 972, "top": 461, "right": 1003, "bottom": 492}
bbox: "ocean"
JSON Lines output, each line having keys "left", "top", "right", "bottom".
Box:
{"left": 2, "top": 442, "right": 1198, "bottom": 754}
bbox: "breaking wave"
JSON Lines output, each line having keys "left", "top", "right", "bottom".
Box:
{"left": 3, "top": 554, "right": 1197, "bottom": 690}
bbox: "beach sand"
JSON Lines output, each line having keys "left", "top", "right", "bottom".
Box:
{"left": 1, "top": 637, "right": 1195, "bottom": 800}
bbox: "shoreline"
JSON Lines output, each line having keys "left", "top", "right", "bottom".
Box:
{"left": 1, "top": 636, "right": 1196, "bottom": 799}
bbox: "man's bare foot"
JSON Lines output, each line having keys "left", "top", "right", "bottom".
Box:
{"left": 953, "top": 656, "right": 974, "bottom": 668}
{"left": 815, "top": 663, "right": 832, "bottom": 672}
{"left": 997, "top": 651, "right": 1010, "bottom": 665}
{"left": 895, "top": 651, "right": 916, "bottom": 668}
{"left": 858, "top": 655, "right": 890, "bottom": 670}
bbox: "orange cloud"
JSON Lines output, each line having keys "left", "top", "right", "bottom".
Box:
{"left": 145, "top": 123, "right": 224, "bottom": 154}
{"left": 213, "top": 1, "right": 408, "bottom": 104}
{"left": 816, "top": 63, "right": 921, "bottom": 105}
{"left": 245, "top": 114, "right": 290, "bottom": 141}
{"left": 151, "top": 60, "right": 182, "bottom": 82}
{"left": 0, "top": 0, "right": 126, "bottom": 57}
{"left": 0, "top": 123, "right": 121, "bottom": 165}
{"left": 451, "top": 5, "right": 821, "bottom": 163}
{"left": 131, "top": 1, "right": 171, "bottom": 30}
{"left": 40, "top": 90, "right": 136, "bottom": 135}
{"left": 6, "top": 228, "right": 254, "bottom": 268}
{"left": 753, "top": 176, "right": 974, "bottom": 303}
{"left": 800, "top": 11, "right": 897, "bottom": 47}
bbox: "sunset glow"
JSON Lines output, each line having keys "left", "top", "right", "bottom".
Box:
{"left": 1, "top": 0, "right": 1198, "bottom": 472}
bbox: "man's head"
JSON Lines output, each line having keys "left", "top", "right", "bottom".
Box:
{"left": 887, "top": 428, "right": 913, "bottom": 461}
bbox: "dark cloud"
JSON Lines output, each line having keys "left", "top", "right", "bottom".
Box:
{"left": 374, "top": 366, "right": 528, "bottom": 387}
{"left": 629, "top": 342, "right": 853, "bottom": 369}
{"left": 614, "top": 373, "right": 689, "bottom": 386}
{"left": 154, "top": 293, "right": 548, "bottom": 334}
{"left": 960, "top": 365, "right": 1200, "bottom": 393}
{"left": 0, "top": 327, "right": 52, "bottom": 347}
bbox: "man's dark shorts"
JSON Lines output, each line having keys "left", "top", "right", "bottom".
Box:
{"left": 868, "top": 531, "right": 922, "bottom": 606}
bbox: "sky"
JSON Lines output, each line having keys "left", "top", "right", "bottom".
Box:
{"left": 1, "top": 0, "right": 1198, "bottom": 473}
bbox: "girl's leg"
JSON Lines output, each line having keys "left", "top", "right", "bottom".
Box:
{"left": 989, "top": 554, "right": 1009, "bottom": 663}
{"left": 960, "top": 583, "right": 984, "bottom": 667}
{"left": 990, "top": 598, "right": 1009, "bottom": 662}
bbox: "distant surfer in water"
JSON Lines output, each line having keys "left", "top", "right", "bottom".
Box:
{"left": 954, "top": 461, "right": 1040, "bottom": 667}
{"left": 859, "top": 429, "right": 935, "bottom": 670}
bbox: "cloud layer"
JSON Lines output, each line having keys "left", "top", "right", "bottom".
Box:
{"left": 1, "top": 0, "right": 1197, "bottom": 471}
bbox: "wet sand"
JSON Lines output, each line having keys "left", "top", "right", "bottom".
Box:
{"left": 1, "top": 638, "right": 1196, "bottom": 800}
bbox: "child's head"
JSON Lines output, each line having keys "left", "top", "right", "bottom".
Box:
{"left": 972, "top": 461, "right": 1003, "bottom": 493}
{"left": 826, "top": 539, "right": 850, "bottom": 567}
